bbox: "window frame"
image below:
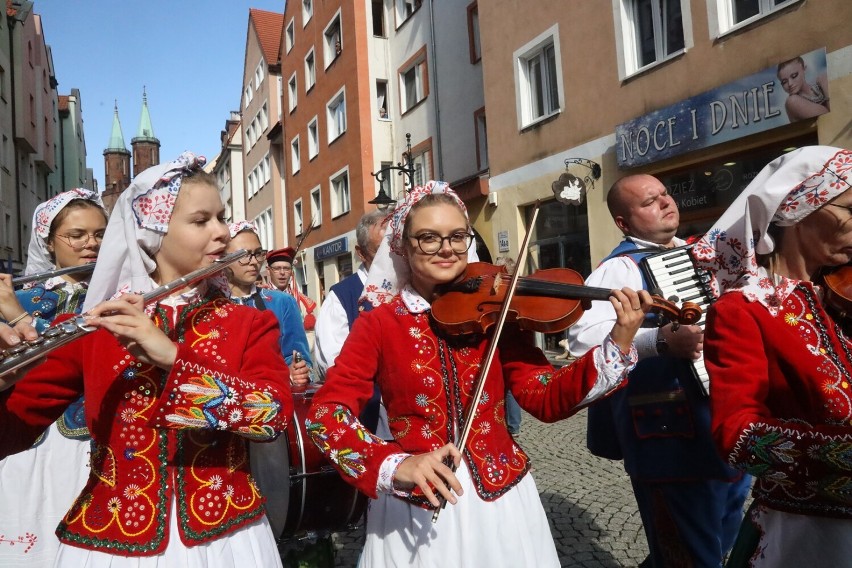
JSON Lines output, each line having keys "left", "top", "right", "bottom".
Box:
{"left": 709, "top": 0, "right": 801, "bottom": 37}
{"left": 395, "top": 0, "right": 422, "bottom": 28}
{"left": 288, "top": 73, "right": 298, "bottom": 113}
{"left": 291, "top": 135, "right": 301, "bottom": 175}
{"left": 307, "top": 116, "right": 319, "bottom": 159}
{"left": 329, "top": 166, "right": 351, "bottom": 218}
{"left": 467, "top": 2, "right": 481, "bottom": 64}
{"left": 310, "top": 185, "right": 322, "bottom": 225}
{"left": 323, "top": 9, "right": 343, "bottom": 69}
{"left": 305, "top": 48, "right": 316, "bottom": 92}
{"left": 326, "top": 87, "right": 347, "bottom": 144}
{"left": 398, "top": 46, "right": 429, "bottom": 114}
{"left": 285, "top": 18, "right": 295, "bottom": 53}
{"left": 614, "top": 0, "right": 690, "bottom": 78}
{"left": 513, "top": 24, "right": 564, "bottom": 130}
{"left": 302, "top": 0, "right": 313, "bottom": 27}
{"left": 294, "top": 199, "right": 304, "bottom": 237}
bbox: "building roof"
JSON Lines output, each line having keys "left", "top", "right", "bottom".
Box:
{"left": 133, "top": 86, "right": 158, "bottom": 143}
{"left": 249, "top": 8, "right": 283, "bottom": 65}
{"left": 106, "top": 101, "right": 127, "bottom": 151}
{"left": 57, "top": 95, "right": 69, "bottom": 112}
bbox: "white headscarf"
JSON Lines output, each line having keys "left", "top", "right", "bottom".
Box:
{"left": 83, "top": 152, "right": 216, "bottom": 312}
{"left": 693, "top": 146, "right": 852, "bottom": 314}
{"left": 360, "top": 180, "right": 476, "bottom": 308}
{"left": 25, "top": 188, "right": 105, "bottom": 275}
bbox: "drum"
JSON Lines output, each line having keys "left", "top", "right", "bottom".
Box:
{"left": 250, "top": 383, "right": 367, "bottom": 539}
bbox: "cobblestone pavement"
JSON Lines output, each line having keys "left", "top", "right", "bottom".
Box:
{"left": 327, "top": 408, "right": 649, "bottom": 567}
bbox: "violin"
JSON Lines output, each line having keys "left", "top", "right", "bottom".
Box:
{"left": 430, "top": 262, "right": 701, "bottom": 336}
{"left": 821, "top": 265, "right": 852, "bottom": 320}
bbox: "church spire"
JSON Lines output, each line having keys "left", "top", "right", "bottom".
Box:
{"left": 106, "top": 100, "right": 127, "bottom": 151}
{"left": 135, "top": 85, "right": 156, "bottom": 141}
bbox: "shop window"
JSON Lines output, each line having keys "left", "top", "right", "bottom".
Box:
{"left": 616, "top": 0, "right": 686, "bottom": 75}
{"left": 514, "top": 25, "right": 563, "bottom": 129}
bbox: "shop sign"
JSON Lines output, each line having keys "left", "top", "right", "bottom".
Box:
{"left": 498, "top": 230, "right": 509, "bottom": 253}
{"left": 314, "top": 237, "right": 349, "bottom": 261}
{"left": 616, "top": 48, "right": 828, "bottom": 169}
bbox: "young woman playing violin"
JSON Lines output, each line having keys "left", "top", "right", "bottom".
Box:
{"left": 307, "top": 182, "right": 654, "bottom": 567}
{"left": 0, "top": 153, "right": 292, "bottom": 567}
{"left": 0, "top": 189, "right": 106, "bottom": 568}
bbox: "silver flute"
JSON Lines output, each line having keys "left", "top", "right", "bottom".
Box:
{"left": 0, "top": 249, "right": 249, "bottom": 378}
{"left": 11, "top": 264, "right": 95, "bottom": 287}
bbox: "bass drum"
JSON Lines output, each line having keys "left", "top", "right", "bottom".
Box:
{"left": 250, "top": 383, "right": 367, "bottom": 539}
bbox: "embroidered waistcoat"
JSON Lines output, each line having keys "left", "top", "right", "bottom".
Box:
{"left": 307, "top": 296, "right": 605, "bottom": 508}
{"left": 0, "top": 297, "right": 293, "bottom": 555}
{"left": 707, "top": 284, "right": 852, "bottom": 518}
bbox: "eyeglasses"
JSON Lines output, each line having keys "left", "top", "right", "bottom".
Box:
{"left": 409, "top": 231, "right": 474, "bottom": 255}
{"left": 238, "top": 248, "right": 267, "bottom": 265}
{"left": 55, "top": 231, "right": 104, "bottom": 250}
{"left": 268, "top": 265, "right": 293, "bottom": 273}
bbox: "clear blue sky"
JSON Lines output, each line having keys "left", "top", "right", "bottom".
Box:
{"left": 36, "top": 0, "right": 286, "bottom": 190}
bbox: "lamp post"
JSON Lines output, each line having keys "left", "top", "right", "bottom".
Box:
{"left": 369, "top": 132, "right": 415, "bottom": 210}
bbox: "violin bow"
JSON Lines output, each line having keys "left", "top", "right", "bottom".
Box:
{"left": 432, "top": 201, "right": 542, "bottom": 523}
{"left": 283, "top": 215, "right": 317, "bottom": 291}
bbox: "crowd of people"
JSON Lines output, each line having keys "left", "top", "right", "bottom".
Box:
{"left": 0, "top": 145, "right": 850, "bottom": 567}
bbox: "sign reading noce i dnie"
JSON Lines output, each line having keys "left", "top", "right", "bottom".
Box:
{"left": 616, "top": 48, "right": 829, "bottom": 169}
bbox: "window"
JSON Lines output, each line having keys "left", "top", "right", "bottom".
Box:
{"left": 474, "top": 108, "right": 488, "bottom": 170}
{"left": 372, "top": 0, "right": 385, "bottom": 37}
{"left": 467, "top": 3, "right": 481, "bottom": 63}
{"left": 410, "top": 149, "right": 431, "bottom": 188}
{"left": 330, "top": 168, "right": 351, "bottom": 217}
{"left": 305, "top": 49, "right": 316, "bottom": 91}
{"left": 286, "top": 19, "right": 295, "bottom": 53}
{"left": 380, "top": 161, "right": 393, "bottom": 198}
{"left": 324, "top": 12, "right": 342, "bottom": 68}
{"left": 244, "top": 83, "right": 253, "bottom": 108}
{"left": 310, "top": 186, "right": 322, "bottom": 224}
{"left": 294, "top": 199, "right": 304, "bottom": 236}
{"left": 308, "top": 117, "right": 319, "bottom": 159}
{"left": 260, "top": 102, "right": 269, "bottom": 131}
{"left": 396, "top": 0, "right": 422, "bottom": 27}
{"left": 713, "top": 0, "right": 800, "bottom": 34}
{"left": 256, "top": 207, "right": 273, "bottom": 249}
{"left": 255, "top": 61, "right": 265, "bottom": 89}
{"left": 0, "top": 65, "right": 5, "bottom": 100}
{"left": 399, "top": 48, "right": 428, "bottom": 113}
{"left": 262, "top": 153, "right": 271, "bottom": 184}
{"left": 618, "top": 0, "right": 685, "bottom": 74}
{"left": 326, "top": 89, "right": 347, "bottom": 143}
{"left": 376, "top": 80, "right": 389, "bottom": 119}
{"left": 291, "top": 136, "right": 301, "bottom": 174}
{"left": 288, "top": 73, "right": 298, "bottom": 112}
{"left": 302, "top": 0, "right": 313, "bottom": 26}
{"left": 514, "top": 26, "right": 563, "bottom": 128}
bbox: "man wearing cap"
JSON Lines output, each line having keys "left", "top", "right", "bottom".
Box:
{"left": 266, "top": 247, "right": 318, "bottom": 340}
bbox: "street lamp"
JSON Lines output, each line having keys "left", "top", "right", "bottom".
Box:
{"left": 369, "top": 133, "right": 416, "bottom": 210}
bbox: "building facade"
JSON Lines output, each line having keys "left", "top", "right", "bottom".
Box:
{"left": 49, "top": 88, "right": 95, "bottom": 194}
{"left": 477, "top": 0, "right": 852, "bottom": 350}
{"left": 212, "top": 110, "right": 245, "bottom": 224}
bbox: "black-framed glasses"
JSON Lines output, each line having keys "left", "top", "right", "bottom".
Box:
{"left": 55, "top": 231, "right": 105, "bottom": 250}
{"left": 409, "top": 231, "right": 474, "bottom": 255}
{"left": 268, "top": 265, "right": 293, "bottom": 273}
{"left": 238, "top": 248, "right": 267, "bottom": 265}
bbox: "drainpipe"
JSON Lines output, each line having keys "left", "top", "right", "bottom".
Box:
{"left": 428, "top": 0, "right": 443, "bottom": 180}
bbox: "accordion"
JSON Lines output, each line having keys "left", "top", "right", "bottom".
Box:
{"left": 639, "top": 245, "right": 714, "bottom": 396}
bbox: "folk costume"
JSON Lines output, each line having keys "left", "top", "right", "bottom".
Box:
{"left": 0, "top": 153, "right": 293, "bottom": 567}
{"left": 307, "top": 182, "right": 639, "bottom": 567}
{"left": 568, "top": 232, "right": 750, "bottom": 567}
{"left": 696, "top": 146, "right": 852, "bottom": 567}
{"left": 227, "top": 222, "right": 313, "bottom": 368}
{"left": 0, "top": 189, "right": 103, "bottom": 568}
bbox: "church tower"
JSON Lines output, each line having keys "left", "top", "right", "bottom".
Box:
{"left": 102, "top": 101, "right": 131, "bottom": 213}
{"left": 131, "top": 87, "right": 160, "bottom": 177}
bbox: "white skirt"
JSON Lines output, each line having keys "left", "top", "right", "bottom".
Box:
{"left": 742, "top": 505, "right": 852, "bottom": 568}
{"left": 0, "top": 422, "right": 91, "bottom": 568}
{"left": 359, "top": 462, "right": 560, "bottom": 568}
{"left": 53, "top": 499, "right": 283, "bottom": 568}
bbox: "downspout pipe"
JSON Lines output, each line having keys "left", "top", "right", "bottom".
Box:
{"left": 428, "top": 0, "right": 443, "bottom": 181}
